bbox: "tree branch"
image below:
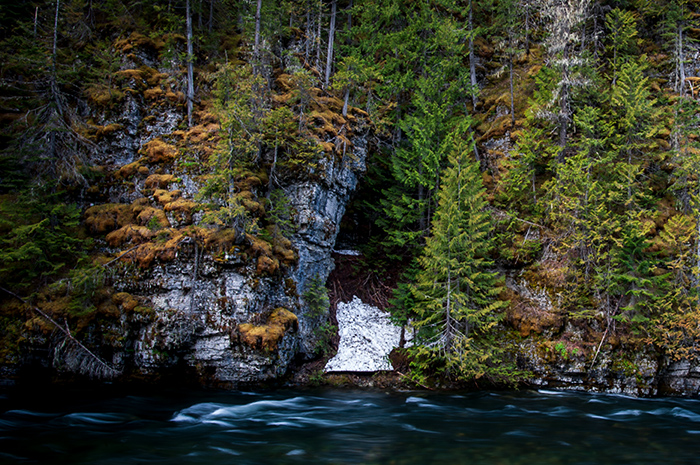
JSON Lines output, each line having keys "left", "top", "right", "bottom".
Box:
{"left": 0, "top": 286, "right": 118, "bottom": 378}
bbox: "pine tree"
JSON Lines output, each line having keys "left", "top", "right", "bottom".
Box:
{"left": 605, "top": 8, "right": 638, "bottom": 85}
{"left": 608, "top": 58, "right": 663, "bottom": 196}
{"left": 410, "top": 139, "right": 508, "bottom": 382}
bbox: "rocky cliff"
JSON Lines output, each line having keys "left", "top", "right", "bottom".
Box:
{"left": 43, "top": 33, "right": 370, "bottom": 387}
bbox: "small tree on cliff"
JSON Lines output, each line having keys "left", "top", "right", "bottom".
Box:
{"left": 410, "top": 138, "right": 510, "bottom": 383}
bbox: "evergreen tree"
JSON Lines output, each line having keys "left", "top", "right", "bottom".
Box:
{"left": 605, "top": 8, "right": 638, "bottom": 85}
{"left": 410, "top": 138, "right": 508, "bottom": 382}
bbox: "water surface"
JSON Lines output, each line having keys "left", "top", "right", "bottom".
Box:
{"left": 1, "top": 387, "right": 698, "bottom": 464}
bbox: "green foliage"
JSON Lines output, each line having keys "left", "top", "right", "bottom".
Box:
{"left": 605, "top": 8, "right": 640, "bottom": 83}
{"left": 303, "top": 274, "right": 330, "bottom": 318}
{"left": 0, "top": 196, "right": 87, "bottom": 291}
{"left": 409, "top": 140, "right": 512, "bottom": 383}
{"left": 609, "top": 59, "right": 664, "bottom": 169}
{"left": 303, "top": 273, "right": 334, "bottom": 357}
{"left": 265, "top": 190, "right": 297, "bottom": 238}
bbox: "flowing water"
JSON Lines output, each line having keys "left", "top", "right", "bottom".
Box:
{"left": 1, "top": 386, "right": 699, "bottom": 464}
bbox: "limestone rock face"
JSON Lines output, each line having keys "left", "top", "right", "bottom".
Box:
{"left": 69, "top": 29, "right": 371, "bottom": 386}
{"left": 325, "top": 296, "right": 405, "bottom": 373}
{"left": 111, "top": 136, "right": 368, "bottom": 385}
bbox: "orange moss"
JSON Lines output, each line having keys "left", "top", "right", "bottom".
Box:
{"left": 95, "top": 123, "right": 124, "bottom": 138}
{"left": 319, "top": 141, "right": 335, "bottom": 153}
{"left": 257, "top": 255, "right": 279, "bottom": 275}
{"left": 315, "top": 96, "right": 344, "bottom": 112}
{"left": 112, "top": 292, "right": 139, "bottom": 312}
{"left": 131, "top": 197, "right": 150, "bottom": 212}
{"left": 238, "top": 308, "right": 298, "bottom": 351}
{"left": 144, "top": 87, "right": 165, "bottom": 100}
{"left": 143, "top": 138, "right": 178, "bottom": 163}
{"left": 185, "top": 123, "right": 219, "bottom": 143}
{"left": 119, "top": 229, "right": 184, "bottom": 268}
{"left": 85, "top": 84, "right": 125, "bottom": 106}
{"left": 116, "top": 69, "right": 147, "bottom": 87}
{"left": 145, "top": 174, "right": 175, "bottom": 189}
{"left": 276, "top": 73, "right": 293, "bottom": 91}
{"left": 115, "top": 32, "right": 153, "bottom": 52}
{"left": 204, "top": 228, "right": 238, "bottom": 254}
{"left": 165, "top": 90, "right": 185, "bottom": 103}
{"left": 153, "top": 189, "right": 178, "bottom": 204}
{"left": 163, "top": 197, "right": 196, "bottom": 213}
{"left": 194, "top": 109, "right": 219, "bottom": 124}
{"left": 247, "top": 234, "right": 273, "bottom": 257}
{"left": 117, "top": 160, "right": 143, "bottom": 179}
{"left": 236, "top": 175, "right": 263, "bottom": 191}
{"left": 84, "top": 203, "right": 136, "bottom": 233}
{"left": 137, "top": 206, "right": 171, "bottom": 228}
{"left": 240, "top": 197, "right": 264, "bottom": 216}
{"left": 106, "top": 225, "right": 154, "bottom": 246}
{"left": 268, "top": 227, "right": 296, "bottom": 265}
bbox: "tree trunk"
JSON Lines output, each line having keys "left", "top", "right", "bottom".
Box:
{"left": 678, "top": 25, "right": 686, "bottom": 95}
{"left": 524, "top": 0, "right": 530, "bottom": 57}
{"left": 508, "top": 51, "right": 515, "bottom": 124}
{"left": 268, "top": 142, "right": 278, "bottom": 196}
{"left": 695, "top": 185, "right": 700, "bottom": 304}
{"left": 305, "top": 6, "right": 311, "bottom": 63}
{"left": 254, "top": 0, "right": 262, "bottom": 59}
{"left": 51, "top": 0, "right": 64, "bottom": 117}
{"left": 316, "top": 0, "right": 322, "bottom": 71}
{"left": 209, "top": 0, "right": 214, "bottom": 33}
{"left": 558, "top": 82, "right": 568, "bottom": 161}
{"left": 468, "top": 0, "right": 478, "bottom": 109}
{"left": 52, "top": 0, "right": 60, "bottom": 75}
{"left": 324, "top": 0, "right": 337, "bottom": 89}
{"left": 186, "top": 0, "right": 194, "bottom": 127}
{"left": 558, "top": 46, "right": 569, "bottom": 162}
{"left": 342, "top": 87, "right": 349, "bottom": 117}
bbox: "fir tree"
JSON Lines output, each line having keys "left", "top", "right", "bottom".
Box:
{"left": 410, "top": 138, "right": 509, "bottom": 382}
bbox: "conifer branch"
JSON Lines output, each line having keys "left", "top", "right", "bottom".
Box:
{"left": 0, "top": 286, "right": 118, "bottom": 378}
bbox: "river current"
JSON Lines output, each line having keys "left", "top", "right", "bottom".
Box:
{"left": 1, "top": 386, "right": 699, "bottom": 464}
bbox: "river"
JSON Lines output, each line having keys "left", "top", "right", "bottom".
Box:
{"left": 1, "top": 386, "right": 699, "bottom": 464}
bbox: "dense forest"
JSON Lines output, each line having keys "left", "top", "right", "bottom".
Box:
{"left": 1, "top": 0, "right": 700, "bottom": 391}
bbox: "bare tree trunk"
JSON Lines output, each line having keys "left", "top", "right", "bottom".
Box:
{"left": 209, "top": 0, "right": 214, "bottom": 33}
{"left": 695, "top": 185, "right": 700, "bottom": 307}
{"left": 679, "top": 25, "right": 686, "bottom": 95}
{"left": 324, "top": 0, "right": 337, "bottom": 89}
{"left": 254, "top": 0, "right": 262, "bottom": 59}
{"left": 305, "top": 6, "right": 311, "bottom": 63}
{"left": 198, "top": 0, "right": 203, "bottom": 29}
{"left": 316, "top": 0, "right": 322, "bottom": 71}
{"left": 186, "top": 0, "right": 194, "bottom": 127}
{"left": 509, "top": 53, "right": 515, "bottom": 124}
{"left": 468, "top": 0, "right": 478, "bottom": 109}
{"left": 559, "top": 79, "right": 568, "bottom": 161}
{"left": 342, "top": 87, "right": 349, "bottom": 117}
{"left": 524, "top": 0, "right": 530, "bottom": 57}
{"left": 52, "top": 0, "right": 60, "bottom": 75}
{"left": 51, "top": 0, "right": 64, "bottom": 117}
